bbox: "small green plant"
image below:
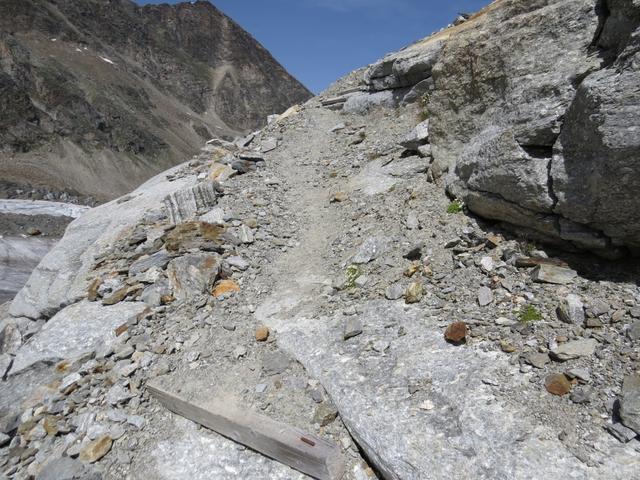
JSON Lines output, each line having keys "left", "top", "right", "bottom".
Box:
{"left": 519, "top": 305, "right": 543, "bottom": 323}
{"left": 418, "top": 93, "right": 430, "bottom": 122}
{"left": 525, "top": 242, "right": 537, "bottom": 255}
{"left": 447, "top": 199, "right": 464, "bottom": 214}
{"left": 344, "top": 265, "right": 361, "bottom": 289}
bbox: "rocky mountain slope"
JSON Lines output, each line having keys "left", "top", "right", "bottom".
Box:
{"left": 0, "top": 0, "right": 311, "bottom": 201}
{"left": 1, "top": 0, "right": 640, "bottom": 479}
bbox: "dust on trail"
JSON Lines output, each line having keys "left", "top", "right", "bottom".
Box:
{"left": 254, "top": 108, "right": 346, "bottom": 327}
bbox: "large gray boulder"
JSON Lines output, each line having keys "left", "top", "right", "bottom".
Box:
{"left": 432, "top": 0, "right": 640, "bottom": 254}
{"left": 551, "top": 25, "right": 640, "bottom": 252}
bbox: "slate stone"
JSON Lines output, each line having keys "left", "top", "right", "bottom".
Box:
{"left": 531, "top": 265, "right": 577, "bottom": 285}
{"left": 557, "top": 294, "right": 585, "bottom": 325}
{"left": 35, "top": 457, "right": 98, "bottom": 480}
{"left": 106, "top": 384, "right": 133, "bottom": 406}
{"left": 385, "top": 283, "right": 405, "bottom": 301}
{"left": 163, "top": 182, "right": 221, "bottom": 225}
{"left": 606, "top": 423, "right": 638, "bottom": 444}
{"left": 262, "top": 351, "right": 290, "bottom": 376}
{"left": 343, "top": 318, "right": 363, "bottom": 340}
{"left": 524, "top": 352, "right": 549, "bottom": 369}
{"left": 167, "top": 253, "right": 221, "bottom": 301}
{"left": 628, "top": 321, "right": 640, "bottom": 342}
{"left": 620, "top": 374, "right": 640, "bottom": 435}
{"left": 550, "top": 339, "right": 597, "bottom": 362}
{"left": 399, "top": 120, "right": 429, "bottom": 151}
{"left": 352, "top": 237, "right": 385, "bottom": 264}
{"left": 477, "top": 286, "right": 494, "bottom": 306}
{"left": 570, "top": 386, "right": 593, "bottom": 404}
{"left": 129, "top": 251, "right": 170, "bottom": 276}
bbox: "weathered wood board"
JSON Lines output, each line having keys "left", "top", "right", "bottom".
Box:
{"left": 147, "top": 382, "right": 345, "bottom": 480}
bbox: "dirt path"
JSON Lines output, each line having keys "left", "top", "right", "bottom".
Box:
{"left": 254, "top": 108, "right": 344, "bottom": 328}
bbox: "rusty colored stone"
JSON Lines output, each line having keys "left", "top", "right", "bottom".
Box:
{"left": 164, "top": 221, "right": 225, "bottom": 252}
{"left": 444, "top": 322, "right": 467, "bottom": 344}
{"left": 43, "top": 416, "right": 59, "bottom": 437}
{"left": 500, "top": 340, "right": 516, "bottom": 353}
{"left": 160, "top": 295, "right": 175, "bottom": 305}
{"left": 545, "top": 374, "right": 572, "bottom": 396}
{"left": 515, "top": 257, "right": 569, "bottom": 268}
{"left": 79, "top": 436, "right": 112, "bottom": 463}
{"left": 331, "top": 192, "right": 347, "bottom": 203}
{"left": 212, "top": 279, "right": 241, "bottom": 297}
{"left": 114, "top": 323, "right": 129, "bottom": 337}
{"left": 255, "top": 326, "right": 270, "bottom": 342}
{"left": 404, "top": 263, "right": 420, "bottom": 278}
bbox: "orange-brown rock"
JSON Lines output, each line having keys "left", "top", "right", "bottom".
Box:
{"left": 444, "top": 322, "right": 467, "bottom": 344}
{"left": 212, "top": 279, "right": 240, "bottom": 297}
{"left": 545, "top": 374, "right": 572, "bottom": 396}
{"left": 255, "top": 326, "right": 270, "bottom": 342}
{"left": 164, "top": 221, "right": 225, "bottom": 253}
{"left": 331, "top": 192, "right": 347, "bottom": 203}
{"left": 79, "top": 436, "right": 113, "bottom": 463}
{"left": 114, "top": 323, "right": 129, "bottom": 337}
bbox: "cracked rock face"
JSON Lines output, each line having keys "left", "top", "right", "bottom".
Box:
{"left": 438, "top": 0, "right": 640, "bottom": 256}
{"left": 362, "top": 0, "right": 640, "bottom": 255}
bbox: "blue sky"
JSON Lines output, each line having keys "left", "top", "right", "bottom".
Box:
{"left": 136, "top": 0, "right": 491, "bottom": 93}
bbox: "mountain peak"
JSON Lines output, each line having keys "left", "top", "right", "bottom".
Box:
{"left": 0, "top": 0, "right": 311, "bottom": 201}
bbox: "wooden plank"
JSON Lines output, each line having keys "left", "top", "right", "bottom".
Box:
{"left": 147, "top": 382, "right": 345, "bottom": 480}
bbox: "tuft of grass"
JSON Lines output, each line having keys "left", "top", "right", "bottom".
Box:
{"left": 519, "top": 305, "right": 543, "bottom": 323}
{"left": 446, "top": 199, "right": 464, "bottom": 214}
{"left": 418, "top": 93, "right": 430, "bottom": 122}
{"left": 345, "top": 265, "right": 361, "bottom": 289}
{"left": 524, "top": 242, "right": 537, "bottom": 255}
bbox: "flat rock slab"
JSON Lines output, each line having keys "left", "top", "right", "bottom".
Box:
{"left": 620, "top": 375, "right": 640, "bottom": 435}
{"left": 550, "top": 339, "right": 598, "bottom": 362}
{"left": 9, "top": 301, "right": 146, "bottom": 375}
{"left": 266, "top": 300, "right": 639, "bottom": 479}
{"left": 531, "top": 264, "right": 577, "bottom": 285}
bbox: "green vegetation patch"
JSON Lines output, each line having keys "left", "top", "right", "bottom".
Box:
{"left": 447, "top": 199, "right": 464, "bottom": 214}
{"left": 519, "top": 305, "right": 543, "bottom": 323}
{"left": 345, "top": 264, "right": 361, "bottom": 289}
